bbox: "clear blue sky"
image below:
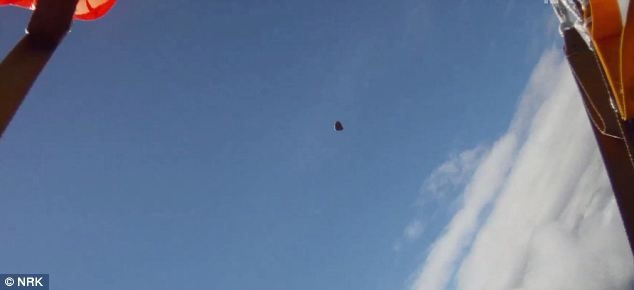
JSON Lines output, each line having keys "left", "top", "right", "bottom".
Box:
{"left": 0, "top": 1, "right": 554, "bottom": 289}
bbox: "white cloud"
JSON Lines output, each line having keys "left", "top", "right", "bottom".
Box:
{"left": 410, "top": 49, "right": 634, "bottom": 290}
{"left": 404, "top": 220, "right": 426, "bottom": 241}
{"left": 422, "top": 146, "right": 487, "bottom": 200}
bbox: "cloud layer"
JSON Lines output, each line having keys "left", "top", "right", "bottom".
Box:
{"left": 411, "top": 49, "right": 634, "bottom": 290}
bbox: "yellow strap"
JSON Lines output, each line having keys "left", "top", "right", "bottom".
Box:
{"left": 621, "top": 1, "right": 634, "bottom": 120}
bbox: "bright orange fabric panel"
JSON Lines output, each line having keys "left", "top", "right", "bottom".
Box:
{"left": 589, "top": 0, "right": 634, "bottom": 120}
{"left": 0, "top": 0, "right": 115, "bottom": 20}
{"left": 589, "top": 0, "right": 626, "bottom": 118}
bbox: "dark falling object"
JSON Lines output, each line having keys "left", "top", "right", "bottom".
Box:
{"left": 334, "top": 121, "right": 344, "bottom": 131}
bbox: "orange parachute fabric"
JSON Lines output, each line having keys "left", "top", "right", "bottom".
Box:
{"left": 588, "top": 0, "right": 634, "bottom": 120}
{"left": 0, "top": 0, "right": 115, "bottom": 20}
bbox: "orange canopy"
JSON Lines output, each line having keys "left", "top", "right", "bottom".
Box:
{"left": 0, "top": 0, "right": 115, "bottom": 20}
{"left": 588, "top": 0, "right": 634, "bottom": 120}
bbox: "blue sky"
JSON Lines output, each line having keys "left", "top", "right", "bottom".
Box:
{"left": 1, "top": 1, "right": 557, "bottom": 289}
